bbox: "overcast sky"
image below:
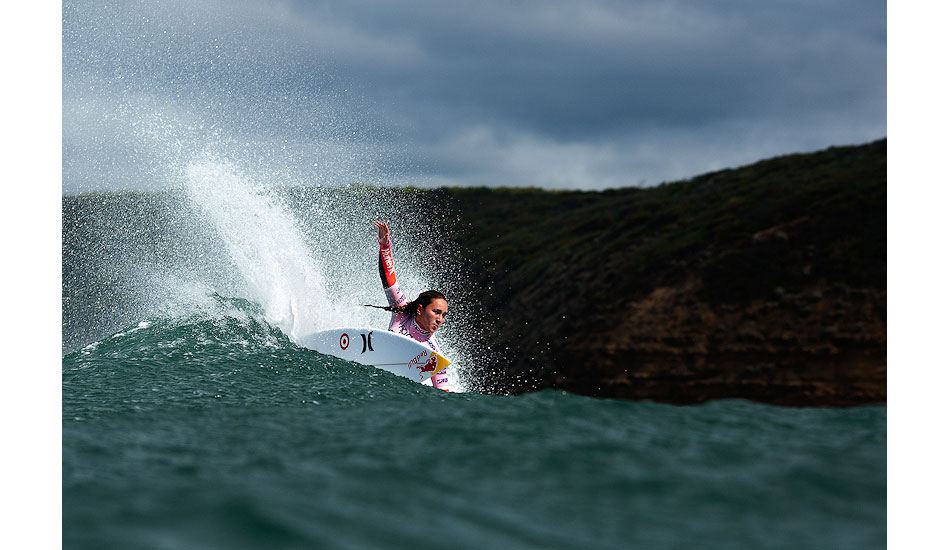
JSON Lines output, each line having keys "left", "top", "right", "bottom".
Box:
{"left": 62, "top": 0, "right": 886, "bottom": 193}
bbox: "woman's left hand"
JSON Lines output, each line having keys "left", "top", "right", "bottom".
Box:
{"left": 375, "top": 221, "right": 391, "bottom": 245}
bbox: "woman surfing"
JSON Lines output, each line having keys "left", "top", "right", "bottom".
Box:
{"left": 366, "top": 221, "right": 450, "bottom": 391}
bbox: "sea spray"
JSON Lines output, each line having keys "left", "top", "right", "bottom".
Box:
{"left": 183, "top": 158, "right": 335, "bottom": 340}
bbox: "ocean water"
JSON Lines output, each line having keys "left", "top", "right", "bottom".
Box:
{"left": 63, "top": 162, "right": 884, "bottom": 549}
{"left": 62, "top": 303, "right": 885, "bottom": 549}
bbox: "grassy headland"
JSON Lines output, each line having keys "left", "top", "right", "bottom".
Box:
{"left": 437, "top": 139, "right": 885, "bottom": 406}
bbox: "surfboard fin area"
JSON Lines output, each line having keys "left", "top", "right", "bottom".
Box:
{"left": 296, "top": 328, "right": 451, "bottom": 384}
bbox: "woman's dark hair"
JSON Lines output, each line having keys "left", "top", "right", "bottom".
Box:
{"left": 365, "top": 290, "right": 446, "bottom": 316}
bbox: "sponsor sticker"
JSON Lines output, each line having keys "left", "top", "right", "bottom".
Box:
{"left": 419, "top": 354, "right": 440, "bottom": 373}
{"left": 408, "top": 349, "right": 432, "bottom": 373}
{"left": 340, "top": 333, "right": 349, "bottom": 350}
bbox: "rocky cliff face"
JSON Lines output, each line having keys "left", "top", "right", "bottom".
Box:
{"left": 443, "top": 140, "right": 886, "bottom": 406}
{"left": 550, "top": 279, "right": 886, "bottom": 406}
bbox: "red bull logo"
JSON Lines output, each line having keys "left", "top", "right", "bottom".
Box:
{"left": 408, "top": 350, "right": 436, "bottom": 373}
{"left": 418, "top": 354, "right": 439, "bottom": 373}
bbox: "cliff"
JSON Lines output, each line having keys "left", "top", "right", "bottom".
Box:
{"left": 438, "top": 139, "right": 886, "bottom": 406}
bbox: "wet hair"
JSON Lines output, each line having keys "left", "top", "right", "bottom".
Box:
{"left": 364, "top": 290, "right": 447, "bottom": 317}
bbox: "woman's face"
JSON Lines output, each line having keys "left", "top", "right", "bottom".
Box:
{"left": 415, "top": 298, "right": 448, "bottom": 333}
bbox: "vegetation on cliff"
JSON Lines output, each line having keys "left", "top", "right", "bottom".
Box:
{"left": 437, "top": 139, "right": 885, "bottom": 406}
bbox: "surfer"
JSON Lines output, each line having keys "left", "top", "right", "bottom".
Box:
{"left": 366, "top": 221, "right": 450, "bottom": 391}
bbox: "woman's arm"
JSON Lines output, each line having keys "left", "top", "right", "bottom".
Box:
{"left": 375, "top": 222, "right": 406, "bottom": 307}
{"left": 375, "top": 222, "right": 397, "bottom": 288}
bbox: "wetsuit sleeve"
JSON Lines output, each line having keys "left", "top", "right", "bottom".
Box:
{"left": 378, "top": 242, "right": 397, "bottom": 288}
{"left": 378, "top": 241, "right": 407, "bottom": 307}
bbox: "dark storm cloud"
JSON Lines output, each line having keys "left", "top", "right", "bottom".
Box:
{"left": 287, "top": 1, "right": 883, "bottom": 135}
{"left": 62, "top": 0, "right": 885, "bottom": 192}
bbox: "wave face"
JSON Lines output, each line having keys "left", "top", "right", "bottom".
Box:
{"left": 63, "top": 309, "right": 886, "bottom": 549}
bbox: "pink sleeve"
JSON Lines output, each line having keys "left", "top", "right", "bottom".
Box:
{"left": 378, "top": 243, "right": 407, "bottom": 307}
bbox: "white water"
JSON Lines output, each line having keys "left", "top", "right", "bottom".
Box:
{"left": 184, "top": 159, "right": 335, "bottom": 341}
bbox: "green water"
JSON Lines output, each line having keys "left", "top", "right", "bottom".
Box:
{"left": 63, "top": 311, "right": 885, "bottom": 549}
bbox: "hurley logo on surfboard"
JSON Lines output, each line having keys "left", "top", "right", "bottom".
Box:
{"left": 360, "top": 332, "right": 374, "bottom": 353}
{"left": 340, "top": 331, "right": 375, "bottom": 353}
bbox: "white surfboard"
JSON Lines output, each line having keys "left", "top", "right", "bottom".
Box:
{"left": 296, "top": 328, "right": 451, "bottom": 383}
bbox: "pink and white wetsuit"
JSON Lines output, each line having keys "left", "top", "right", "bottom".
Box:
{"left": 378, "top": 240, "right": 450, "bottom": 391}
